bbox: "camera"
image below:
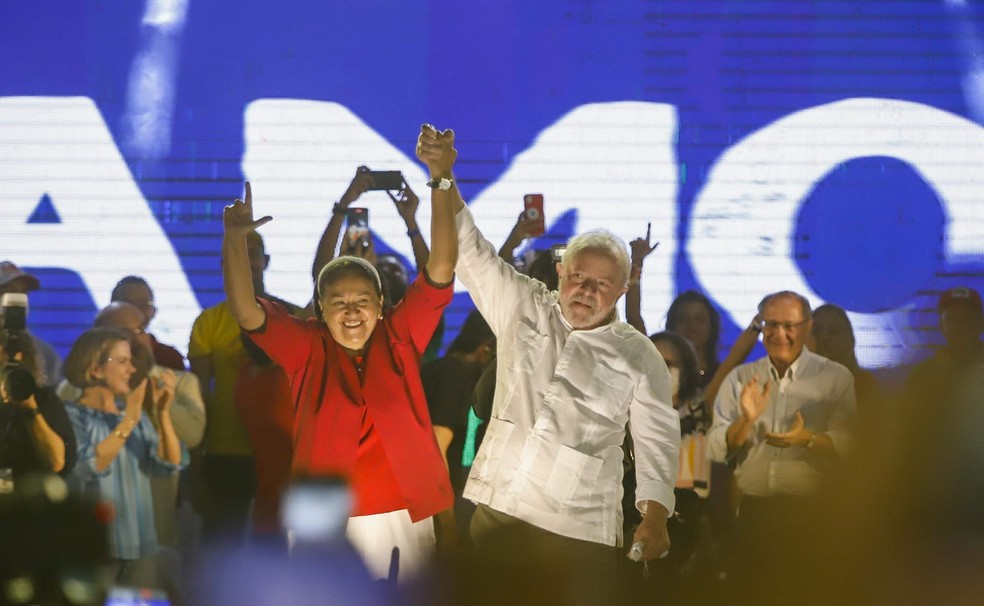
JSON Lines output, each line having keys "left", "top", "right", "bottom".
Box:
{"left": 2, "top": 293, "right": 37, "bottom": 403}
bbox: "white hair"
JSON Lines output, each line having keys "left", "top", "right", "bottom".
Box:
{"left": 560, "top": 230, "right": 631, "bottom": 287}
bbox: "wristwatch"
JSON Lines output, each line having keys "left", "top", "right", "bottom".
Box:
{"left": 805, "top": 432, "right": 817, "bottom": 449}
{"left": 426, "top": 177, "right": 453, "bottom": 191}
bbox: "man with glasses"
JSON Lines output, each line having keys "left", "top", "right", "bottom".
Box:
{"left": 111, "top": 276, "right": 186, "bottom": 371}
{"left": 707, "top": 290, "right": 855, "bottom": 596}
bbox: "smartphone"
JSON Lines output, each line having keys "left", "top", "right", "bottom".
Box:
{"left": 523, "top": 194, "right": 545, "bottom": 237}
{"left": 282, "top": 477, "right": 352, "bottom": 545}
{"left": 345, "top": 207, "right": 370, "bottom": 250}
{"left": 367, "top": 170, "right": 404, "bottom": 191}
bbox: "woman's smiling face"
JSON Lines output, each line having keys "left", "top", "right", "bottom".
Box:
{"left": 319, "top": 274, "right": 384, "bottom": 354}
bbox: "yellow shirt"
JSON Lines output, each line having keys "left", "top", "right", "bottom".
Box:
{"left": 188, "top": 301, "right": 252, "bottom": 456}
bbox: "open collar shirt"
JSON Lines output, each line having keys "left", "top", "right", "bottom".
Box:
{"left": 707, "top": 349, "right": 856, "bottom": 497}
{"left": 456, "top": 205, "right": 679, "bottom": 547}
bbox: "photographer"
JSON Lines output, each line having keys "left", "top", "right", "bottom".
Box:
{"left": 0, "top": 307, "right": 76, "bottom": 477}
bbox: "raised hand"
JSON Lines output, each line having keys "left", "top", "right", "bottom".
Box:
{"left": 340, "top": 166, "right": 376, "bottom": 207}
{"left": 151, "top": 369, "right": 177, "bottom": 417}
{"left": 630, "top": 222, "right": 660, "bottom": 269}
{"left": 739, "top": 375, "right": 771, "bottom": 423}
{"left": 223, "top": 182, "right": 272, "bottom": 239}
{"left": 387, "top": 181, "right": 420, "bottom": 222}
{"left": 416, "top": 124, "right": 457, "bottom": 178}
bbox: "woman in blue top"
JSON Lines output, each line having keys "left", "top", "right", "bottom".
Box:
{"left": 62, "top": 328, "right": 184, "bottom": 588}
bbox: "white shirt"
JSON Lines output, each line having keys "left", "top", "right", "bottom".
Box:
{"left": 456, "top": 205, "right": 679, "bottom": 547}
{"left": 707, "top": 350, "right": 855, "bottom": 497}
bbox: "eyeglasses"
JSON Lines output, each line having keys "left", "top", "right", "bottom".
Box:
{"left": 105, "top": 356, "right": 132, "bottom": 366}
{"left": 758, "top": 319, "right": 810, "bottom": 333}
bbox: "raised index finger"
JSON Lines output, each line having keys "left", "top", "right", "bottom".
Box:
{"left": 244, "top": 181, "right": 252, "bottom": 208}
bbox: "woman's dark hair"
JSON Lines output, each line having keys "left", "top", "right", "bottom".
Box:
{"left": 649, "top": 331, "right": 700, "bottom": 403}
{"left": 812, "top": 303, "right": 859, "bottom": 369}
{"left": 666, "top": 290, "right": 721, "bottom": 376}
{"left": 447, "top": 311, "right": 495, "bottom": 355}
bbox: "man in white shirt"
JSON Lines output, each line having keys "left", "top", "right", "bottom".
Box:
{"left": 417, "top": 128, "right": 679, "bottom": 602}
{"left": 707, "top": 290, "right": 855, "bottom": 596}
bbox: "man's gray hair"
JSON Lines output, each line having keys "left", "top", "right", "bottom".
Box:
{"left": 758, "top": 291, "right": 813, "bottom": 321}
{"left": 560, "top": 230, "right": 631, "bottom": 287}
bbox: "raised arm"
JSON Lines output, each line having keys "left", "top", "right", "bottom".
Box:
{"left": 498, "top": 211, "right": 540, "bottom": 266}
{"left": 415, "top": 124, "right": 458, "bottom": 285}
{"left": 389, "top": 182, "right": 431, "bottom": 271}
{"left": 222, "top": 182, "right": 271, "bottom": 331}
{"left": 625, "top": 223, "right": 659, "bottom": 335}
{"left": 311, "top": 167, "right": 374, "bottom": 282}
{"left": 704, "top": 316, "right": 761, "bottom": 407}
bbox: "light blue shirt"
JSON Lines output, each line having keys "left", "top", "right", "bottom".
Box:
{"left": 64, "top": 400, "right": 185, "bottom": 560}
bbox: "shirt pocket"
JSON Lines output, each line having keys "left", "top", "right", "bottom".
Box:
{"left": 508, "top": 321, "right": 549, "bottom": 374}
{"left": 544, "top": 444, "right": 604, "bottom": 514}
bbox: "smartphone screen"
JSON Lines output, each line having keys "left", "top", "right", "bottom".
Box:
{"left": 523, "top": 194, "right": 545, "bottom": 237}
{"left": 345, "top": 207, "right": 370, "bottom": 250}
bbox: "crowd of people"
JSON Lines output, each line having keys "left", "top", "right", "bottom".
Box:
{"left": 1, "top": 125, "right": 982, "bottom": 605}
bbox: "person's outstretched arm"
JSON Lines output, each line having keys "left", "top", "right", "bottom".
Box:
{"left": 498, "top": 211, "right": 539, "bottom": 266}
{"left": 223, "top": 182, "right": 271, "bottom": 331}
{"left": 389, "top": 183, "right": 431, "bottom": 271}
{"left": 416, "top": 124, "right": 458, "bottom": 286}
{"left": 311, "top": 167, "right": 374, "bottom": 283}
{"left": 625, "top": 223, "right": 659, "bottom": 335}
{"left": 704, "top": 317, "right": 761, "bottom": 407}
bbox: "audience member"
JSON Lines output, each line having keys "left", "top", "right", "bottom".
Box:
{"left": 188, "top": 231, "right": 300, "bottom": 543}
{"left": 63, "top": 328, "right": 185, "bottom": 589}
{"left": 650, "top": 332, "right": 709, "bottom": 499}
{"left": 905, "top": 286, "right": 984, "bottom": 405}
{"left": 0, "top": 261, "right": 63, "bottom": 384}
{"left": 58, "top": 302, "right": 205, "bottom": 558}
{"left": 666, "top": 290, "right": 722, "bottom": 389}
{"left": 233, "top": 335, "right": 293, "bottom": 538}
{"left": 421, "top": 311, "right": 495, "bottom": 548}
{"left": 442, "top": 136, "right": 679, "bottom": 604}
{"left": 707, "top": 291, "right": 855, "bottom": 597}
{"left": 811, "top": 303, "right": 882, "bottom": 429}
{"left": 222, "top": 123, "right": 457, "bottom": 583}
{"left": 0, "top": 308, "right": 76, "bottom": 477}
{"left": 111, "top": 276, "right": 186, "bottom": 371}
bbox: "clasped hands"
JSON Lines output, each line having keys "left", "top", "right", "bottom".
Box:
{"left": 740, "top": 375, "right": 812, "bottom": 448}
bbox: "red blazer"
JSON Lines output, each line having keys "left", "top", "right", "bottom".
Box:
{"left": 246, "top": 274, "right": 454, "bottom": 522}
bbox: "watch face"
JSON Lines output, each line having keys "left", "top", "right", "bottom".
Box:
{"left": 438, "top": 179, "right": 451, "bottom": 190}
